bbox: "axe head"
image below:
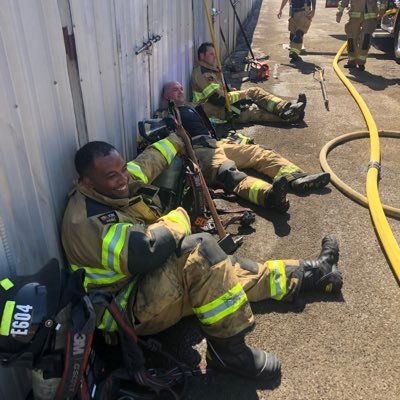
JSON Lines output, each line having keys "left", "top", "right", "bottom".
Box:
{"left": 218, "top": 234, "right": 243, "bottom": 254}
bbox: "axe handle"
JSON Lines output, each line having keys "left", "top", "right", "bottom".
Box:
{"left": 175, "top": 124, "right": 227, "bottom": 239}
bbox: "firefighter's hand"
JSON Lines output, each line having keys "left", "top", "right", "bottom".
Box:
{"left": 308, "top": 9, "right": 315, "bottom": 19}
{"left": 277, "top": 10, "right": 283, "bottom": 18}
{"left": 336, "top": 13, "right": 342, "bottom": 23}
{"left": 239, "top": 91, "right": 247, "bottom": 100}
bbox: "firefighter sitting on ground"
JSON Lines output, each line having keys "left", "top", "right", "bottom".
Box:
{"left": 191, "top": 42, "right": 306, "bottom": 126}
{"left": 336, "top": 0, "right": 387, "bottom": 71}
{"left": 61, "top": 139, "right": 343, "bottom": 382}
{"left": 160, "top": 80, "right": 330, "bottom": 214}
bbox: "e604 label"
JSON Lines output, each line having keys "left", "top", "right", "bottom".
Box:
{"left": 11, "top": 305, "right": 33, "bottom": 336}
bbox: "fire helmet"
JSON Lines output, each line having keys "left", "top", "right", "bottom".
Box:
{"left": 0, "top": 259, "right": 63, "bottom": 366}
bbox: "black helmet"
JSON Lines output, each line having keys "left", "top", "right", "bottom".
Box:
{"left": 0, "top": 259, "right": 63, "bottom": 367}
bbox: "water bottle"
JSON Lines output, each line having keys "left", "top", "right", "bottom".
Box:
{"left": 272, "top": 63, "right": 279, "bottom": 79}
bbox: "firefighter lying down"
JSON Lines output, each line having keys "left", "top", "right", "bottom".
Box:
{"left": 59, "top": 139, "right": 343, "bottom": 382}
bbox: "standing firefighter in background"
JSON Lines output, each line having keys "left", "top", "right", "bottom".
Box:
{"left": 61, "top": 140, "right": 343, "bottom": 382}
{"left": 191, "top": 42, "right": 306, "bottom": 125}
{"left": 277, "top": 0, "right": 316, "bottom": 61}
{"left": 336, "top": 0, "right": 387, "bottom": 71}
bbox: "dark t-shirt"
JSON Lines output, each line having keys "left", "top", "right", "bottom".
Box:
{"left": 178, "top": 106, "right": 210, "bottom": 138}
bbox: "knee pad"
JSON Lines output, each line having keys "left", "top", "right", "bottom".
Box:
{"left": 362, "top": 34, "right": 371, "bottom": 50}
{"left": 217, "top": 160, "right": 247, "bottom": 192}
{"left": 178, "top": 233, "right": 228, "bottom": 266}
{"left": 293, "top": 30, "right": 304, "bottom": 43}
{"left": 347, "top": 38, "right": 355, "bottom": 53}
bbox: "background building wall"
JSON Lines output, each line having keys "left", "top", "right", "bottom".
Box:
{"left": 0, "top": 0, "right": 257, "bottom": 397}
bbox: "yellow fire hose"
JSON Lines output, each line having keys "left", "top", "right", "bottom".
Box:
{"left": 319, "top": 42, "right": 400, "bottom": 283}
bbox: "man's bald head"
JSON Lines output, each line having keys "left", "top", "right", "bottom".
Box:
{"left": 163, "top": 81, "right": 186, "bottom": 106}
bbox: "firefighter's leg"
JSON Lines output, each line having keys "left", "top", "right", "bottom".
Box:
{"left": 244, "top": 87, "right": 307, "bottom": 121}
{"left": 345, "top": 18, "right": 362, "bottom": 67}
{"left": 132, "top": 234, "right": 268, "bottom": 377}
{"left": 128, "top": 133, "right": 185, "bottom": 184}
{"left": 289, "top": 10, "right": 311, "bottom": 59}
{"left": 207, "top": 234, "right": 342, "bottom": 379}
{"left": 357, "top": 18, "right": 378, "bottom": 69}
{"left": 222, "top": 142, "right": 329, "bottom": 192}
{"left": 230, "top": 234, "right": 343, "bottom": 301}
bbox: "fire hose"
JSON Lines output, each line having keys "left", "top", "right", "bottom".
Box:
{"left": 319, "top": 41, "right": 400, "bottom": 283}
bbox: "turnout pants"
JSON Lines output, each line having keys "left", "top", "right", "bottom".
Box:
{"left": 132, "top": 233, "right": 301, "bottom": 338}
{"left": 193, "top": 138, "right": 304, "bottom": 207}
{"left": 345, "top": 15, "right": 377, "bottom": 66}
{"left": 288, "top": 7, "right": 312, "bottom": 55}
{"left": 233, "top": 87, "right": 289, "bottom": 123}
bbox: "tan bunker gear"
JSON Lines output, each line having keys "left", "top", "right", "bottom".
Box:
{"left": 337, "top": 0, "right": 386, "bottom": 67}
{"left": 62, "top": 137, "right": 342, "bottom": 381}
{"left": 288, "top": 0, "right": 314, "bottom": 58}
{"left": 191, "top": 61, "right": 298, "bottom": 125}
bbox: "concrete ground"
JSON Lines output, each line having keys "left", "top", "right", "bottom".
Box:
{"left": 154, "top": 1, "right": 400, "bottom": 399}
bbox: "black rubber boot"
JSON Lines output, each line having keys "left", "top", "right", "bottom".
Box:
{"left": 357, "top": 64, "right": 365, "bottom": 71}
{"left": 280, "top": 100, "right": 306, "bottom": 122}
{"left": 300, "top": 234, "right": 343, "bottom": 293}
{"left": 264, "top": 176, "right": 290, "bottom": 214}
{"left": 290, "top": 172, "right": 330, "bottom": 192}
{"left": 206, "top": 333, "right": 281, "bottom": 381}
{"left": 344, "top": 63, "right": 357, "bottom": 69}
{"left": 289, "top": 50, "right": 301, "bottom": 61}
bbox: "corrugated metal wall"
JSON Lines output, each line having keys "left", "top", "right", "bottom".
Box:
{"left": 0, "top": 0, "right": 257, "bottom": 398}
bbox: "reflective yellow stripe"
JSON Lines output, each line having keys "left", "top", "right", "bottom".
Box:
{"left": 364, "top": 12, "right": 377, "bottom": 19}
{"left": 228, "top": 91, "right": 241, "bottom": 104}
{"left": 359, "top": 55, "right": 367, "bottom": 61}
{"left": 0, "top": 301, "right": 15, "bottom": 335}
{"left": 152, "top": 138, "right": 177, "bottom": 165}
{"left": 98, "top": 277, "right": 138, "bottom": 331}
{"left": 249, "top": 179, "right": 269, "bottom": 205}
{"left": 348, "top": 55, "right": 358, "bottom": 61}
{"left": 275, "top": 164, "right": 303, "bottom": 179}
{"left": 267, "top": 260, "right": 287, "bottom": 300}
{"left": 349, "top": 11, "right": 362, "bottom": 17}
{"left": 163, "top": 210, "right": 191, "bottom": 235}
{"left": 0, "top": 278, "right": 14, "bottom": 290}
{"left": 209, "top": 117, "right": 228, "bottom": 125}
{"left": 192, "top": 282, "right": 248, "bottom": 325}
{"left": 192, "top": 82, "right": 220, "bottom": 103}
{"left": 70, "top": 264, "right": 127, "bottom": 291}
{"left": 237, "top": 133, "right": 252, "bottom": 144}
{"left": 102, "top": 223, "right": 132, "bottom": 273}
{"left": 230, "top": 105, "right": 241, "bottom": 115}
{"left": 337, "top": 6, "right": 344, "bottom": 12}
{"left": 265, "top": 96, "right": 282, "bottom": 113}
{"left": 127, "top": 162, "right": 148, "bottom": 184}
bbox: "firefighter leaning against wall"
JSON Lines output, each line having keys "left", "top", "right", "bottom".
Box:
{"left": 161, "top": 80, "right": 331, "bottom": 214}
{"left": 60, "top": 137, "right": 343, "bottom": 381}
{"left": 336, "top": 0, "right": 388, "bottom": 70}
{"left": 190, "top": 42, "right": 306, "bottom": 125}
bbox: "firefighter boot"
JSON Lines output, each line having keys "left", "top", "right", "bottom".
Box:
{"left": 280, "top": 99, "right": 306, "bottom": 122}
{"left": 264, "top": 176, "right": 290, "bottom": 214}
{"left": 206, "top": 333, "right": 281, "bottom": 381}
{"left": 290, "top": 172, "right": 330, "bottom": 192}
{"left": 300, "top": 234, "right": 343, "bottom": 293}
